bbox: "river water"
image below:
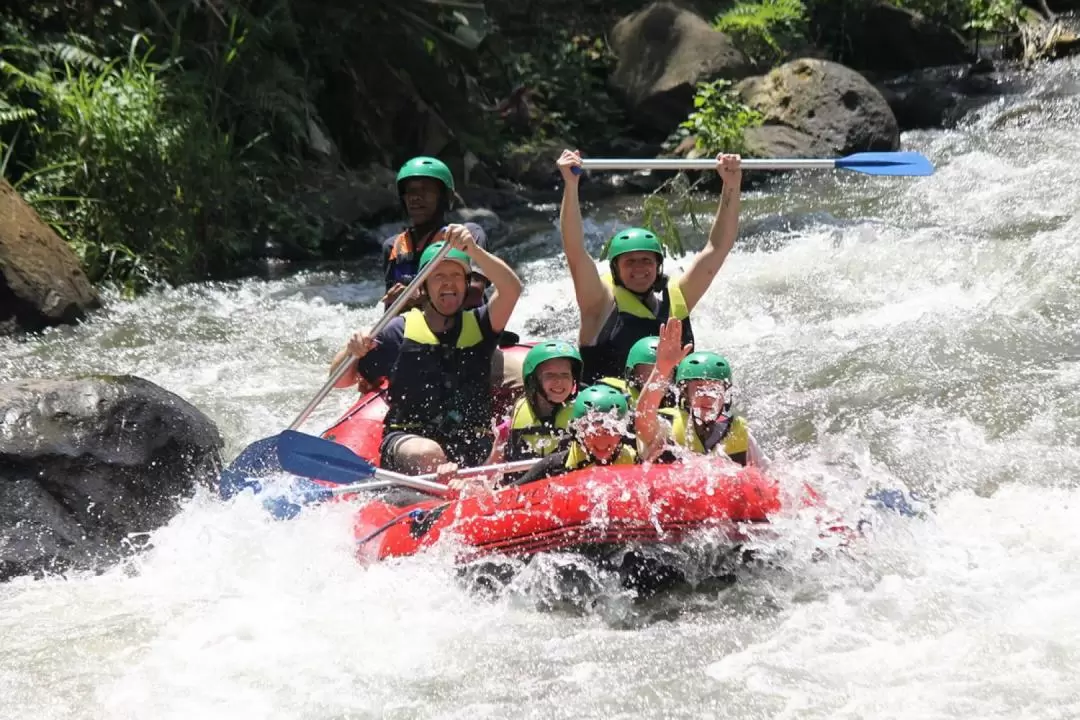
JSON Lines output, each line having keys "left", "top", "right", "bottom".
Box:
{"left": 2, "top": 57, "right": 1079, "bottom": 718}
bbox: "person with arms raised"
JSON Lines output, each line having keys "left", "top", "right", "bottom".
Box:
{"left": 556, "top": 149, "right": 743, "bottom": 384}
{"left": 331, "top": 225, "right": 522, "bottom": 477}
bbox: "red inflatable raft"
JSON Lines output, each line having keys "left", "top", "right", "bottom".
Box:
{"left": 350, "top": 457, "right": 780, "bottom": 566}
{"left": 320, "top": 343, "right": 794, "bottom": 572}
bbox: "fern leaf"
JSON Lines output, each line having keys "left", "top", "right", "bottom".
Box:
{"left": 43, "top": 42, "right": 106, "bottom": 71}
{"left": 0, "top": 106, "right": 37, "bottom": 125}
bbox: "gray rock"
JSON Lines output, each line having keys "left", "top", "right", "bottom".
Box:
{"left": 0, "top": 375, "right": 223, "bottom": 581}
{"left": 610, "top": 2, "right": 753, "bottom": 135}
{"left": 737, "top": 59, "right": 900, "bottom": 157}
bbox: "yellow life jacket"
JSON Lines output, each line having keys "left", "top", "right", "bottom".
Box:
{"left": 602, "top": 272, "right": 690, "bottom": 322}
{"left": 505, "top": 396, "right": 574, "bottom": 461}
{"left": 658, "top": 407, "right": 750, "bottom": 465}
{"left": 564, "top": 439, "right": 638, "bottom": 471}
{"left": 580, "top": 274, "right": 694, "bottom": 384}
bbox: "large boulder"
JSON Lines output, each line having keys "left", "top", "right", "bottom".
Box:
{"left": 0, "top": 179, "right": 100, "bottom": 336}
{"left": 813, "top": 1, "right": 973, "bottom": 72}
{"left": 736, "top": 59, "right": 900, "bottom": 158}
{"left": 610, "top": 2, "right": 753, "bottom": 136}
{"left": 0, "top": 376, "right": 223, "bottom": 581}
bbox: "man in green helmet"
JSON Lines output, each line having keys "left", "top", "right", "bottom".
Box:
{"left": 511, "top": 383, "right": 639, "bottom": 485}
{"left": 363, "top": 156, "right": 521, "bottom": 395}
{"left": 555, "top": 148, "right": 744, "bottom": 385}
{"left": 332, "top": 226, "right": 523, "bottom": 477}
{"left": 635, "top": 318, "right": 770, "bottom": 468}
{"left": 382, "top": 156, "right": 491, "bottom": 311}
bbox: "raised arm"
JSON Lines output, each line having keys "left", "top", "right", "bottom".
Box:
{"left": 447, "top": 224, "right": 522, "bottom": 333}
{"left": 678, "top": 154, "right": 742, "bottom": 312}
{"left": 557, "top": 149, "right": 612, "bottom": 343}
{"left": 746, "top": 430, "right": 771, "bottom": 470}
{"left": 634, "top": 317, "right": 691, "bottom": 458}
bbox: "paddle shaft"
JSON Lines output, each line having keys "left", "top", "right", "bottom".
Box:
{"left": 328, "top": 458, "right": 540, "bottom": 497}
{"left": 581, "top": 158, "right": 838, "bottom": 171}
{"left": 287, "top": 240, "right": 455, "bottom": 431}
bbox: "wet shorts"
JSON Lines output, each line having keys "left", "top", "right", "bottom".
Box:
{"left": 379, "top": 431, "right": 493, "bottom": 472}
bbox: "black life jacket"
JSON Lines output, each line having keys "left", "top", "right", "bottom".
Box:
{"left": 383, "top": 308, "right": 497, "bottom": 445}
{"left": 580, "top": 273, "right": 694, "bottom": 385}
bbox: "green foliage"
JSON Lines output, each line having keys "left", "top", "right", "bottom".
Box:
{"left": 641, "top": 194, "right": 686, "bottom": 259}
{"left": 713, "top": 0, "right": 1024, "bottom": 63}
{"left": 0, "top": 0, "right": 499, "bottom": 293}
{"left": 714, "top": 0, "right": 807, "bottom": 65}
{"left": 2, "top": 38, "right": 235, "bottom": 290}
{"left": 677, "top": 79, "right": 762, "bottom": 156}
{"left": 878, "top": 0, "right": 1019, "bottom": 31}
{"left": 499, "top": 31, "right": 625, "bottom": 146}
{"left": 0, "top": 27, "right": 326, "bottom": 294}
{"left": 960, "top": 0, "right": 1022, "bottom": 32}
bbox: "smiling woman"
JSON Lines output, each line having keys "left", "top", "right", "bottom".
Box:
{"left": 555, "top": 149, "right": 746, "bottom": 383}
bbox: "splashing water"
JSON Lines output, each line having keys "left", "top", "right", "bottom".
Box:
{"left": 2, "top": 58, "right": 1080, "bottom": 718}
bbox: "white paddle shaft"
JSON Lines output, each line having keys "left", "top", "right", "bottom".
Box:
{"left": 580, "top": 158, "right": 837, "bottom": 171}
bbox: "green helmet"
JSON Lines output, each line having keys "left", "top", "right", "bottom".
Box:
{"left": 396, "top": 156, "right": 455, "bottom": 193}
{"left": 606, "top": 227, "right": 663, "bottom": 261}
{"left": 675, "top": 351, "right": 733, "bottom": 385}
{"left": 572, "top": 384, "right": 629, "bottom": 421}
{"left": 625, "top": 336, "right": 660, "bottom": 373}
{"left": 418, "top": 240, "right": 471, "bottom": 274}
{"left": 523, "top": 340, "right": 582, "bottom": 381}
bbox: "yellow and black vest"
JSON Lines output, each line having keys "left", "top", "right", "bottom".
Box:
{"left": 384, "top": 308, "right": 496, "bottom": 443}
{"left": 658, "top": 408, "right": 750, "bottom": 465}
{"left": 505, "top": 397, "right": 574, "bottom": 461}
{"left": 564, "top": 439, "right": 638, "bottom": 472}
{"left": 580, "top": 273, "right": 694, "bottom": 384}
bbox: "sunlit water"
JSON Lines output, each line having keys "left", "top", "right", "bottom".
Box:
{"left": 2, "top": 57, "right": 1079, "bottom": 718}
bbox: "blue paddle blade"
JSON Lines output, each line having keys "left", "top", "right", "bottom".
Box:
{"left": 835, "top": 151, "right": 935, "bottom": 177}
{"left": 219, "top": 434, "right": 286, "bottom": 500}
{"left": 276, "top": 430, "right": 378, "bottom": 485}
{"left": 261, "top": 477, "right": 335, "bottom": 520}
{"left": 865, "top": 488, "right": 926, "bottom": 518}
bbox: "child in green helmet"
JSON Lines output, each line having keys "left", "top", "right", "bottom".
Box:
{"left": 596, "top": 334, "right": 675, "bottom": 409}
{"left": 487, "top": 340, "right": 582, "bottom": 467}
{"left": 511, "top": 384, "right": 638, "bottom": 485}
{"left": 555, "top": 148, "right": 744, "bottom": 385}
{"left": 636, "top": 318, "right": 770, "bottom": 468}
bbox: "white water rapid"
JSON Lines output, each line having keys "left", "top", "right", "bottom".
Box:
{"left": 2, "top": 57, "right": 1079, "bottom": 719}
